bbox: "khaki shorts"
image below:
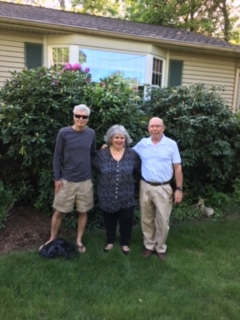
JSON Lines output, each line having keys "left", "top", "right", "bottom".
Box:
{"left": 53, "top": 179, "right": 94, "bottom": 213}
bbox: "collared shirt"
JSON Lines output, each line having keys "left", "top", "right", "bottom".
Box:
{"left": 92, "top": 147, "right": 141, "bottom": 213}
{"left": 133, "top": 134, "right": 181, "bottom": 182}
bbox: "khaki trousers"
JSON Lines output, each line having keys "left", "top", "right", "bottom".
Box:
{"left": 140, "top": 180, "right": 173, "bottom": 253}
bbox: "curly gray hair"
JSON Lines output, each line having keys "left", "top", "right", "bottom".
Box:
{"left": 104, "top": 124, "right": 133, "bottom": 146}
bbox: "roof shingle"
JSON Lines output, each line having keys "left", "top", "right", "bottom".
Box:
{"left": 0, "top": 2, "right": 240, "bottom": 51}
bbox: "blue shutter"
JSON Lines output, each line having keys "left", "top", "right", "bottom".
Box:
{"left": 168, "top": 60, "right": 183, "bottom": 87}
{"left": 25, "top": 43, "right": 43, "bottom": 69}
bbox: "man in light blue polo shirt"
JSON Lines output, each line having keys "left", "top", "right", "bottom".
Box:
{"left": 133, "top": 117, "right": 183, "bottom": 260}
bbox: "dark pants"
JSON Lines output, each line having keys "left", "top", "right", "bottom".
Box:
{"left": 102, "top": 206, "right": 134, "bottom": 246}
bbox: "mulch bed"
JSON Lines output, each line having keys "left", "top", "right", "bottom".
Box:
{"left": 0, "top": 207, "right": 74, "bottom": 254}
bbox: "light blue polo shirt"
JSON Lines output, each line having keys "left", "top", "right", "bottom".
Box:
{"left": 133, "top": 134, "right": 181, "bottom": 182}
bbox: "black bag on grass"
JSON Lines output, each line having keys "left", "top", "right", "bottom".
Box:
{"left": 39, "top": 238, "right": 79, "bottom": 260}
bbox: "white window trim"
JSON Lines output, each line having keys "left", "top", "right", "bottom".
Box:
{"left": 48, "top": 45, "right": 165, "bottom": 89}
{"left": 145, "top": 54, "right": 165, "bottom": 87}
{"left": 48, "top": 45, "right": 70, "bottom": 66}
{"left": 145, "top": 54, "right": 153, "bottom": 85}
{"left": 233, "top": 65, "right": 240, "bottom": 112}
{"left": 69, "top": 45, "right": 79, "bottom": 64}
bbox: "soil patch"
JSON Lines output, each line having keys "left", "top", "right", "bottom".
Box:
{"left": 0, "top": 207, "right": 75, "bottom": 254}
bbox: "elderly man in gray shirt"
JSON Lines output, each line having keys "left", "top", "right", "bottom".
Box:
{"left": 40, "top": 104, "right": 96, "bottom": 253}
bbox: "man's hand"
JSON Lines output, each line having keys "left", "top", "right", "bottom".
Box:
{"left": 54, "top": 180, "right": 63, "bottom": 194}
{"left": 174, "top": 189, "right": 183, "bottom": 204}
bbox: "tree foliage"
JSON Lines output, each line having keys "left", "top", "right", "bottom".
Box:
{"left": 70, "top": 0, "right": 120, "bottom": 16}
{"left": 0, "top": 0, "right": 67, "bottom": 10}
{"left": 125, "top": 0, "right": 240, "bottom": 42}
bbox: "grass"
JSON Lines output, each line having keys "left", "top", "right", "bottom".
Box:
{"left": 0, "top": 217, "right": 240, "bottom": 320}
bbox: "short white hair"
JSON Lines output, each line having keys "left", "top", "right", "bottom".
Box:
{"left": 73, "top": 104, "right": 91, "bottom": 116}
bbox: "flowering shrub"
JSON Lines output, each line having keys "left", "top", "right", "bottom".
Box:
{"left": 63, "top": 62, "right": 90, "bottom": 74}
{"left": 2, "top": 65, "right": 239, "bottom": 221}
{"left": 0, "top": 65, "right": 146, "bottom": 212}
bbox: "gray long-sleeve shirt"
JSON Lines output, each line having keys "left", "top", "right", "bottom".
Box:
{"left": 53, "top": 126, "right": 96, "bottom": 182}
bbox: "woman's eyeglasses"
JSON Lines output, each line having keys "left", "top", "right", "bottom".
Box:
{"left": 74, "top": 114, "right": 89, "bottom": 120}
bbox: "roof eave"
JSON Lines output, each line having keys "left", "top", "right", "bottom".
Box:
{"left": 1, "top": 18, "right": 240, "bottom": 58}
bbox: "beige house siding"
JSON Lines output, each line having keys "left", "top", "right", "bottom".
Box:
{"left": 47, "top": 34, "right": 155, "bottom": 55}
{"left": 0, "top": 30, "right": 239, "bottom": 110}
{"left": 0, "top": 30, "right": 43, "bottom": 87}
{"left": 170, "top": 52, "right": 238, "bottom": 108}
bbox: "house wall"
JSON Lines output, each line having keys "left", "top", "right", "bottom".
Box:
{"left": 47, "top": 34, "right": 156, "bottom": 55}
{"left": 1, "top": 31, "right": 239, "bottom": 110}
{"left": 170, "top": 51, "right": 239, "bottom": 108}
{"left": 0, "top": 30, "right": 43, "bottom": 87}
{"left": 47, "top": 34, "right": 169, "bottom": 88}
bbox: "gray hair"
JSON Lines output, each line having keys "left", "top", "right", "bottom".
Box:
{"left": 73, "top": 104, "right": 91, "bottom": 116}
{"left": 104, "top": 124, "right": 133, "bottom": 146}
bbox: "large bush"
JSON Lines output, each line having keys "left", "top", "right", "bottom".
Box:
{"left": 2, "top": 68, "right": 240, "bottom": 222}
{"left": 0, "top": 65, "right": 146, "bottom": 213}
{"left": 144, "top": 83, "right": 240, "bottom": 199}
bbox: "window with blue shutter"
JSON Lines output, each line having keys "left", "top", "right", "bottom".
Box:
{"left": 168, "top": 60, "right": 183, "bottom": 87}
{"left": 25, "top": 43, "right": 43, "bottom": 69}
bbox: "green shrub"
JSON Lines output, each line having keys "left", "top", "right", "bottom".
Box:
{"left": 144, "top": 83, "right": 240, "bottom": 200}
{"left": 0, "top": 181, "right": 15, "bottom": 229}
{"left": 206, "top": 177, "right": 240, "bottom": 216}
{"left": 0, "top": 66, "right": 146, "bottom": 215}
{"left": 0, "top": 66, "right": 91, "bottom": 210}
{"left": 2, "top": 67, "right": 240, "bottom": 225}
{"left": 87, "top": 74, "right": 147, "bottom": 147}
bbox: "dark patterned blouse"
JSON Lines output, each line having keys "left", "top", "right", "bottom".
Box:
{"left": 92, "top": 147, "right": 141, "bottom": 213}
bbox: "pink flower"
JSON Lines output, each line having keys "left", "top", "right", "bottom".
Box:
{"left": 64, "top": 63, "right": 72, "bottom": 70}
{"left": 84, "top": 67, "right": 90, "bottom": 73}
{"left": 72, "top": 63, "right": 81, "bottom": 70}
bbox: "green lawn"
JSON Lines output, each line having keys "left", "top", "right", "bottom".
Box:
{"left": 0, "top": 217, "right": 240, "bottom": 320}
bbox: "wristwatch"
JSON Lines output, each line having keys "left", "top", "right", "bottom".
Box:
{"left": 176, "top": 187, "right": 183, "bottom": 191}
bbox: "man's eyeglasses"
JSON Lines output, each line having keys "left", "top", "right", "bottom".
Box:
{"left": 74, "top": 114, "right": 89, "bottom": 120}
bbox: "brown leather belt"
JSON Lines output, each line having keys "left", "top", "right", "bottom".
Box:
{"left": 142, "top": 178, "right": 171, "bottom": 186}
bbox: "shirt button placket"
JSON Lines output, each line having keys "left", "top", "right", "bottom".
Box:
{"left": 115, "top": 162, "right": 119, "bottom": 199}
